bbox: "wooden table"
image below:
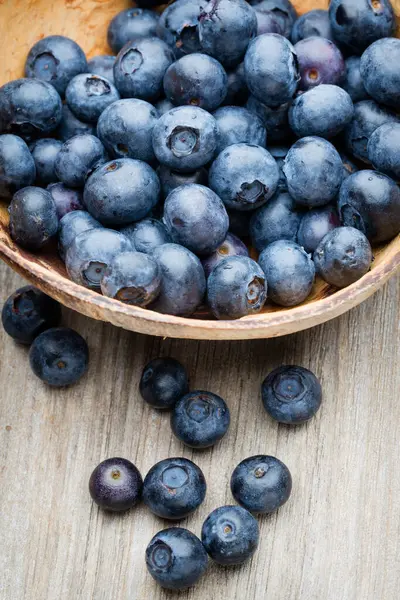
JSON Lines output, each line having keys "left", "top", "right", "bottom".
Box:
{"left": 0, "top": 262, "right": 399, "bottom": 600}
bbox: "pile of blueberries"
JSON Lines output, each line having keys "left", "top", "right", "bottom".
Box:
{"left": 0, "top": 0, "right": 399, "bottom": 320}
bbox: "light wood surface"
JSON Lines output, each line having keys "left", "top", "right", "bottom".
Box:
{"left": 0, "top": 261, "right": 400, "bottom": 600}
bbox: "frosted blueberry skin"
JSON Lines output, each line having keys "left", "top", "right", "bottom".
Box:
{"left": 65, "top": 228, "right": 132, "bottom": 291}
{"left": 244, "top": 34, "right": 299, "bottom": 107}
{"left": 230, "top": 455, "right": 292, "bottom": 514}
{"left": 314, "top": 226, "right": 372, "bottom": 288}
{"left": 297, "top": 205, "right": 340, "bottom": 254}
{"left": 291, "top": 9, "right": 333, "bottom": 43}
{"left": 294, "top": 37, "right": 345, "bottom": 91}
{"left": 30, "top": 138, "right": 62, "bottom": 186}
{"left": 89, "top": 457, "right": 143, "bottom": 512}
{"left": 342, "top": 56, "right": 369, "bottom": 103}
{"left": 262, "top": 365, "right": 322, "bottom": 424}
{"left": 223, "top": 62, "right": 249, "bottom": 106}
{"left": 0, "top": 79, "right": 62, "bottom": 142}
{"left": 255, "top": 10, "right": 281, "bottom": 36}
{"left": 213, "top": 106, "right": 266, "bottom": 155}
{"left": 155, "top": 98, "right": 175, "bottom": 116}
{"left": 157, "top": 0, "right": 207, "bottom": 58}
{"left": 0, "top": 134, "right": 36, "bottom": 201}
{"left": 338, "top": 170, "right": 400, "bottom": 244}
{"left": 65, "top": 74, "right": 120, "bottom": 124}
{"left": 56, "top": 105, "right": 96, "bottom": 142}
{"left": 250, "top": 0, "right": 297, "bottom": 38}
{"left": 25, "top": 35, "right": 88, "bottom": 96}
{"left": 143, "top": 457, "right": 206, "bottom": 519}
{"left": 87, "top": 55, "right": 116, "bottom": 84}
{"left": 55, "top": 134, "right": 108, "bottom": 189}
{"left": 207, "top": 256, "right": 267, "bottom": 320}
{"left": 113, "top": 38, "right": 175, "bottom": 101}
{"left": 250, "top": 191, "right": 302, "bottom": 252}
{"left": 121, "top": 219, "right": 171, "bottom": 255}
{"left": 9, "top": 186, "right": 58, "bottom": 250}
{"left": 107, "top": 8, "right": 158, "bottom": 54}
{"left": 201, "top": 232, "right": 249, "bottom": 278}
{"left": 97, "top": 99, "right": 159, "bottom": 163}
{"left": 258, "top": 240, "right": 315, "bottom": 307}
{"left": 146, "top": 528, "right": 208, "bottom": 591}
{"left": 58, "top": 210, "right": 102, "bottom": 261}
{"left": 140, "top": 357, "right": 189, "bottom": 410}
{"left": 209, "top": 143, "right": 279, "bottom": 211}
{"left": 198, "top": 0, "right": 258, "bottom": 69}
{"left": 47, "top": 182, "right": 84, "bottom": 220}
{"left": 360, "top": 38, "right": 400, "bottom": 109}
{"left": 157, "top": 165, "right": 208, "bottom": 199}
{"left": 368, "top": 123, "right": 400, "bottom": 182}
{"left": 150, "top": 244, "right": 206, "bottom": 317}
{"left": 246, "top": 96, "right": 292, "bottom": 144}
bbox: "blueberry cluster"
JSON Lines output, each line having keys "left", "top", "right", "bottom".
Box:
{"left": 1, "top": 1, "right": 399, "bottom": 320}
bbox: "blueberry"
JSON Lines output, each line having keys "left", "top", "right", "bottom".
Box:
{"left": 157, "top": 164, "right": 208, "bottom": 199}
{"left": 282, "top": 137, "right": 343, "bottom": 207}
{"left": 164, "top": 53, "right": 228, "bottom": 112}
{"left": 2, "top": 286, "right": 61, "bottom": 345}
{"left": 163, "top": 184, "right": 228, "bottom": 255}
{"left": 244, "top": 34, "right": 299, "bottom": 107}
{"left": 0, "top": 134, "right": 36, "bottom": 201}
{"left": 30, "top": 138, "right": 62, "bottom": 186}
{"left": 152, "top": 106, "right": 218, "bottom": 173}
{"left": 146, "top": 528, "right": 208, "bottom": 591}
{"left": 87, "top": 55, "right": 116, "bottom": 84}
{"left": 258, "top": 240, "right": 315, "bottom": 306}
{"left": 227, "top": 209, "right": 251, "bottom": 238}
{"left": 0, "top": 79, "right": 62, "bottom": 142}
{"left": 201, "top": 505, "right": 259, "bottom": 566}
{"left": 89, "top": 457, "right": 143, "bottom": 511}
{"left": 140, "top": 357, "right": 189, "bottom": 410}
{"left": 113, "top": 38, "right": 175, "bottom": 101}
{"left": 97, "top": 99, "right": 159, "bottom": 163}
{"left": 56, "top": 105, "right": 96, "bottom": 142}
{"left": 329, "top": 0, "right": 395, "bottom": 54}
{"left": 58, "top": 210, "right": 102, "bottom": 261}
{"left": 207, "top": 256, "right": 267, "bottom": 319}
{"left": 250, "top": 0, "right": 297, "bottom": 38}
{"left": 9, "top": 186, "right": 58, "bottom": 250}
{"left": 297, "top": 205, "right": 340, "bottom": 254}
{"left": 291, "top": 9, "right": 333, "bottom": 44}
{"left": 55, "top": 134, "right": 108, "bottom": 188}
{"left": 121, "top": 218, "right": 171, "bottom": 254}
{"left": 66, "top": 74, "right": 120, "bottom": 124}
{"left": 269, "top": 145, "right": 289, "bottom": 190}
{"left": 342, "top": 56, "right": 369, "bottom": 103}
{"left": 246, "top": 96, "right": 291, "bottom": 143}
{"left": 107, "top": 8, "right": 159, "bottom": 54}
{"left": 65, "top": 228, "right": 132, "bottom": 290}
{"left": 213, "top": 106, "right": 266, "bottom": 155}
{"left": 100, "top": 251, "right": 160, "bottom": 306}
{"left": 47, "top": 182, "right": 84, "bottom": 220}
{"left": 360, "top": 38, "right": 400, "bottom": 109}
{"left": 29, "top": 327, "right": 89, "bottom": 387}
{"left": 338, "top": 170, "right": 400, "bottom": 244}
{"left": 198, "top": 0, "right": 258, "bottom": 69}
{"left": 209, "top": 143, "right": 279, "bottom": 211}
{"left": 25, "top": 35, "right": 87, "bottom": 97}
{"left": 294, "top": 37, "right": 345, "bottom": 91}
{"left": 143, "top": 457, "right": 206, "bottom": 519}
{"left": 231, "top": 455, "right": 292, "bottom": 514}
{"left": 255, "top": 10, "right": 282, "bottom": 36}
{"left": 157, "top": 0, "right": 206, "bottom": 58}
{"left": 314, "top": 226, "right": 372, "bottom": 287}
{"left": 344, "top": 99, "right": 399, "bottom": 163}
{"left": 155, "top": 98, "right": 175, "bottom": 116}
{"left": 250, "top": 191, "right": 302, "bottom": 252}
{"left": 151, "top": 244, "right": 206, "bottom": 316}
{"left": 171, "top": 391, "right": 230, "bottom": 448}
{"left": 262, "top": 365, "right": 322, "bottom": 424}
{"left": 367, "top": 123, "right": 400, "bottom": 182}
{"left": 201, "top": 232, "right": 249, "bottom": 278}
{"left": 223, "top": 62, "right": 249, "bottom": 106}
{"left": 340, "top": 152, "right": 359, "bottom": 180}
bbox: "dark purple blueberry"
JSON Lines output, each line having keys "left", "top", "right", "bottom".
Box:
{"left": 213, "top": 106, "right": 266, "bottom": 154}
{"left": 89, "top": 457, "right": 143, "bottom": 511}
{"left": 367, "top": 123, "right": 400, "bottom": 181}
{"left": 66, "top": 74, "right": 120, "bottom": 124}
{"left": 342, "top": 56, "right": 369, "bottom": 103}
{"left": 121, "top": 218, "right": 171, "bottom": 254}
{"left": 223, "top": 62, "right": 249, "bottom": 106}
{"left": 250, "top": 191, "right": 302, "bottom": 252}
{"left": 47, "top": 182, "right": 84, "bottom": 219}
{"left": 360, "top": 38, "right": 400, "bottom": 109}
{"left": 9, "top": 186, "right": 58, "bottom": 250}
{"left": 294, "top": 37, "right": 345, "bottom": 91}
{"left": 201, "top": 232, "right": 249, "bottom": 278}
{"left": 101, "top": 251, "right": 161, "bottom": 306}
{"left": 58, "top": 210, "right": 102, "bottom": 261}
{"left": 55, "top": 134, "right": 108, "bottom": 188}
{"left": 250, "top": 0, "right": 297, "bottom": 38}
{"left": 140, "top": 357, "right": 189, "bottom": 410}
{"left": 107, "top": 8, "right": 159, "bottom": 54}
{"left": 291, "top": 9, "right": 333, "bottom": 43}
{"left": 157, "top": 165, "right": 208, "bottom": 199}
{"left": 30, "top": 138, "right": 62, "bottom": 186}
{"left": 0, "top": 134, "right": 36, "bottom": 201}
{"left": 87, "top": 55, "right": 115, "bottom": 84}
{"left": 56, "top": 105, "right": 96, "bottom": 142}
{"left": 246, "top": 96, "right": 292, "bottom": 143}
{"left": 157, "top": 0, "right": 206, "bottom": 58}
{"left": 297, "top": 205, "right": 340, "bottom": 254}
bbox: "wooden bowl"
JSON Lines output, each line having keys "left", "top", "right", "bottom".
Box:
{"left": 0, "top": 0, "right": 399, "bottom": 340}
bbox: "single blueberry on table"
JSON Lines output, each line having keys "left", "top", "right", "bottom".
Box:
{"left": 146, "top": 528, "right": 208, "bottom": 591}
{"left": 246, "top": 96, "right": 291, "bottom": 144}
{"left": 140, "top": 357, "right": 189, "bottom": 410}
{"left": 87, "top": 55, "right": 116, "bottom": 84}
{"left": 291, "top": 9, "right": 333, "bottom": 44}
{"left": 314, "top": 226, "right": 373, "bottom": 288}
{"left": 9, "top": 186, "right": 58, "bottom": 250}
{"left": 55, "top": 134, "right": 108, "bottom": 189}
{"left": 171, "top": 390, "right": 230, "bottom": 448}
{"left": 367, "top": 123, "right": 400, "bottom": 182}
{"left": 213, "top": 106, "right": 266, "bottom": 155}
{"left": 89, "top": 457, "right": 143, "bottom": 512}
{"left": 258, "top": 240, "right": 315, "bottom": 307}
{"left": 121, "top": 219, "right": 171, "bottom": 255}
{"left": 155, "top": 97, "right": 175, "bottom": 116}
{"left": 0, "top": 134, "right": 36, "bottom": 201}
{"left": 228, "top": 209, "right": 251, "bottom": 239}
{"left": 2, "top": 286, "right": 61, "bottom": 345}
{"left": 97, "top": 98, "right": 159, "bottom": 163}
{"left": 56, "top": 105, "right": 96, "bottom": 142}
{"left": 157, "top": 0, "right": 206, "bottom": 58}
{"left": 157, "top": 165, "right": 208, "bottom": 199}
{"left": 223, "top": 62, "right": 249, "bottom": 106}
{"left": 30, "top": 138, "right": 62, "bottom": 186}
{"left": 58, "top": 210, "right": 102, "bottom": 261}
{"left": 360, "top": 38, "right": 400, "bottom": 110}
{"left": 338, "top": 170, "right": 400, "bottom": 244}
{"left": 25, "top": 35, "right": 88, "bottom": 97}
{"left": 261, "top": 365, "right": 322, "bottom": 424}
{"left": 207, "top": 256, "right": 267, "bottom": 320}
{"left": 294, "top": 37, "right": 345, "bottom": 91}
{"left": 143, "top": 457, "right": 206, "bottom": 519}
{"left": 83, "top": 158, "right": 160, "bottom": 227}
{"left": 150, "top": 244, "right": 206, "bottom": 317}
{"left": 269, "top": 146, "right": 289, "bottom": 190}
{"left": 250, "top": 0, "right": 297, "bottom": 38}
{"left": 107, "top": 8, "right": 159, "bottom": 54}
{"left": 231, "top": 455, "right": 292, "bottom": 514}
{"left": 201, "top": 505, "right": 259, "bottom": 566}
{"left": 342, "top": 56, "right": 369, "bottom": 103}
{"left": 250, "top": 191, "right": 302, "bottom": 252}
{"left": 29, "top": 327, "right": 89, "bottom": 387}
{"left": 65, "top": 228, "right": 132, "bottom": 291}
{"left": 47, "top": 182, "right": 84, "bottom": 220}
{"left": 163, "top": 53, "right": 228, "bottom": 112}
{"left": 201, "top": 232, "right": 249, "bottom": 278}
{"left": 297, "top": 205, "right": 340, "bottom": 254}
{"left": 65, "top": 74, "right": 120, "bottom": 124}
